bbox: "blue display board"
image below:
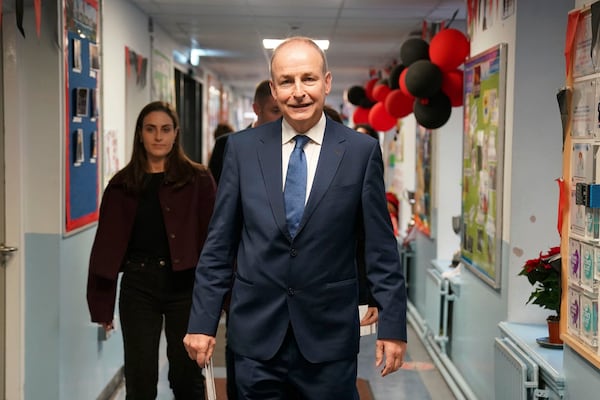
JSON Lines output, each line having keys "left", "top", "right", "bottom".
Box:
{"left": 64, "top": 0, "right": 100, "bottom": 233}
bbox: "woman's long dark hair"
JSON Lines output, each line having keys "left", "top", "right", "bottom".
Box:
{"left": 118, "top": 101, "right": 204, "bottom": 193}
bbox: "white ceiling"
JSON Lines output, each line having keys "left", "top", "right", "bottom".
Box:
{"left": 128, "top": 0, "right": 466, "bottom": 101}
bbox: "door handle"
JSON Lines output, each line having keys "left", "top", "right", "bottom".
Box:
{"left": 0, "top": 243, "right": 18, "bottom": 256}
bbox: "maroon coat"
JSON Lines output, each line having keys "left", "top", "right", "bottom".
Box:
{"left": 86, "top": 167, "right": 216, "bottom": 323}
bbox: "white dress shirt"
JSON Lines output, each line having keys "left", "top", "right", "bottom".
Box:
{"left": 281, "top": 113, "right": 325, "bottom": 205}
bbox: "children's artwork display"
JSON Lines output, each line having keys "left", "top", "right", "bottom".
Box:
{"left": 460, "top": 43, "right": 507, "bottom": 289}
{"left": 64, "top": 0, "right": 101, "bottom": 233}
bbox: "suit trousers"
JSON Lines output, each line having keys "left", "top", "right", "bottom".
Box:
{"left": 119, "top": 258, "right": 205, "bottom": 400}
{"left": 234, "top": 326, "right": 359, "bottom": 400}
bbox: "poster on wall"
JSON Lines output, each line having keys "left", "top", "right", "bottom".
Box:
{"left": 461, "top": 43, "right": 507, "bottom": 289}
{"left": 414, "top": 126, "right": 434, "bottom": 237}
{"left": 64, "top": 0, "right": 101, "bottom": 234}
{"left": 152, "top": 47, "right": 174, "bottom": 103}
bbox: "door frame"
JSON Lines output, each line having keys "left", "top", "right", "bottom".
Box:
{"left": 3, "top": 17, "right": 25, "bottom": 400}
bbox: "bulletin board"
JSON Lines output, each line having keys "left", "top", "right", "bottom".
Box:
{"left": 460, "top": 43, "right": 507, "bottom": 289}
{"left": 64, "top": 0, "right": 101, "bottom": 233}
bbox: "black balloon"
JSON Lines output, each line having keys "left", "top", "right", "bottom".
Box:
{"left": 347, "top": 85, "right": 367, "bottom": 106}
{"left": 388, "top": 64, "right": 405, "bottom": 90}
{"left": 405, "top": 60, "right": 443, "bottom": 98}
{"left": 400, "top": 38, "right": 429, "bottom": 66}
{"left": 359, "top": 97, "right": 376, "bottom": 109}
{"left": 413, "top": 92, "right": 452, "bottom": 129}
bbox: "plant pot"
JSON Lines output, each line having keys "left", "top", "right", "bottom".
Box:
{"left": 547, "top": 317, "right": 563, "bottom": 344}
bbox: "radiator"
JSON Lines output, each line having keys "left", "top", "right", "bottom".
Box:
{"left": 494, "top": 337, "right": 539, "bottom": 400}
{"left": 425, "top": 268, "right": 453, "bottom": 354}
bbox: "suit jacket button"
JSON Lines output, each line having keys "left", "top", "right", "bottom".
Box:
{"left": 290, "top": 248, "right": 297, "bottom": 257}
{"left": 288, "top": 288, "right": 295, "bottom": 296}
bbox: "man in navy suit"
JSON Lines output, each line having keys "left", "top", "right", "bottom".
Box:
{"left": 184, "top": 36, "right": 407, "bottom": 399}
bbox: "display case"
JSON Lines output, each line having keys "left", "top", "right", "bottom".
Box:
{"left": 563, "top": 4, "right": 600, "bottom": 368}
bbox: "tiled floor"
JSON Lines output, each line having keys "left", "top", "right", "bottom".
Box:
{"left": 110, "top": 319, "right": 455, "bottom": 399}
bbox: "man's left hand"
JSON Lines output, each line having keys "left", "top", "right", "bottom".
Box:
{"left": 375, "top": 339, "right": 407, "bottom": 376}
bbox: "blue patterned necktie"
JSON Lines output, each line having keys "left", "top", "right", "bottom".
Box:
{"left": 284, "top": 135, "right": 310, "bottom": 237}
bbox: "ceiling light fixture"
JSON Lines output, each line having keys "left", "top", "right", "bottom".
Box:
{"left": 262, "top": 39, "right": 330, "bottom": 50}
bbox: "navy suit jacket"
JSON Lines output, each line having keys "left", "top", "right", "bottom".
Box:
{"left": 188, "top": 116, "right": 407, "bottom": 363}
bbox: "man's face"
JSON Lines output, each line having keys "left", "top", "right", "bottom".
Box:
{"left": 254, "top": 96, "right": 281, "bottom": 127}
{"left": 270, "top": 41, "right": 331, "bottom": 133}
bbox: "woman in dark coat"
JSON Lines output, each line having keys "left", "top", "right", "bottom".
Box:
{"left": 87, "top": 101, "right": 216, "bottom": 399}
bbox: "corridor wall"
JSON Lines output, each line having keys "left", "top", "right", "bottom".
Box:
{"left": 454, "top": 1, "right": 570, "bottom": 398}
{"left": 407, "top": 1, "right": 572, "bottom": 398}
{"left": 1, "top": 0, "right": 185, "bottom": 398}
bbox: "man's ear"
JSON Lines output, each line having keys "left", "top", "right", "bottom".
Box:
{"left": 324, "top": 71, "right": 332, "bottom": 95}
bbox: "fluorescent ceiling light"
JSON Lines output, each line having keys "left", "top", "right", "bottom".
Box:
{"left": 190, "top": 48, "right": 206, "bottom": 66}
{"left": 262, "top": 39, "right": 329, "bottom": 50}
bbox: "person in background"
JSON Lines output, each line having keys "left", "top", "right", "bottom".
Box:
{"left": 323, "top": 104, "right": 343, "bottom": 124}
{"left": 249, "top": 79, "right": 282, "bottom": 128}
{"left": 208, "top": 122, "right": 235, "bottom": 184}
{"left": 213, "top": 122, "right": 235, "bottom": 140}
{"left": 354, "top": 123, "right": 379, "bottom": 141}
{"left": 87, "top": 101, "right": 216, "bottom": 400}
{"left": 208, "top": 80, "right": 282, "bottom": 184}
{"left": 184, "top": 36, "right": 407, "bottom": 399}
{"left": 387, "top": 192, "right": 400, "bottom": 237}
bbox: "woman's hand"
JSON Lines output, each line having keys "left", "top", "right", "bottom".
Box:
{"left": 100, "top": 321, "right": 114, "bottom": 333}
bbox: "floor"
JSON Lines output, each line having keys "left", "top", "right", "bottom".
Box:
{"left": 110, "top": 317, "right": 456, "bottom": 399}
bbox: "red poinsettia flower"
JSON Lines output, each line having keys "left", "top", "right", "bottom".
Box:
{"left": 518, "top": 246, "right": 561, "bottom": 319}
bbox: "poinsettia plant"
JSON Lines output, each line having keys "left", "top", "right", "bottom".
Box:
{"left": 518, "top": 246, "right": 562, "bottom": 320}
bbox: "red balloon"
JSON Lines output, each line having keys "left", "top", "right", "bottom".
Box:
{"left": 385, "top": 89, "right": 414, "bottom": 119}
{"left": 441, "top": 69, "right": 464, "bottom": 107}
{"left": 352, "top": 106, "right": 370, "bottom": 124}
{"left": 399, "top": 68, "right": 410, "bottom": 97}
{"left": 368, "top": 102, "right": 397, "bottom": 132}
{"left": 372, "top": 83, "right": 391, "bottom": 102}
{"left": 429, "top": 28, "right": 470, "bottom": 71}
{"left": 365, "top": 78, "right": 379, "bottom": 102}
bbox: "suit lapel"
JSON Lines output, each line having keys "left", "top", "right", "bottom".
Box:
{"left": 256, "top": 124, "right": 290, "bottom": 238}
{"left": 296, "top": 124, "right": 346, "bottom": 235}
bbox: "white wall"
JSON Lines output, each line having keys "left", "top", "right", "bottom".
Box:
{"left": 505, "top": 1, "right": 567, "bottom": 323}
{"left": 433, "top": 109, "right": 462, "bottom": 260}
{"left": 102, "top": 0, "right": 151, "bottom": 174}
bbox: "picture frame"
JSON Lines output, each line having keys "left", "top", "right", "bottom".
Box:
{"left": 75, "top": 87, "right": 89, "bottom": 117}
{"left": 460, "top": 43, "right": 508, "bottom": 289}
{"left": 91, "top": 88, "right": 99, "bottom": 117}
{"left": 72, "top": 37, "right": 82, "bottom": 72}
{"left": 90, "top": 130, "right": 97, "bottom": 162}
{"left": 89, "top": 43, "right": 100, "bottom": 70}
{"left": 74, "top": 129, "right": 84, "bottom": 165}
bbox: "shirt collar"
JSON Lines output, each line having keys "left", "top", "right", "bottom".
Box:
{"left": 281, "top": 113, "right": 326, "bottom": 146}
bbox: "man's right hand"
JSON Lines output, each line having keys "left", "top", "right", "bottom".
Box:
{"left": 183, "top": 333, "right": 216, "bottom": 367}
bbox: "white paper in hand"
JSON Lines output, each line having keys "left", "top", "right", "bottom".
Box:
{"left": 204, "top": 358, "right": 216, "bottom": 400}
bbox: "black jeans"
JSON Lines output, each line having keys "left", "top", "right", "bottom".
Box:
{"left": 119, "top": 257, "right": 205, "bottom": 400}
